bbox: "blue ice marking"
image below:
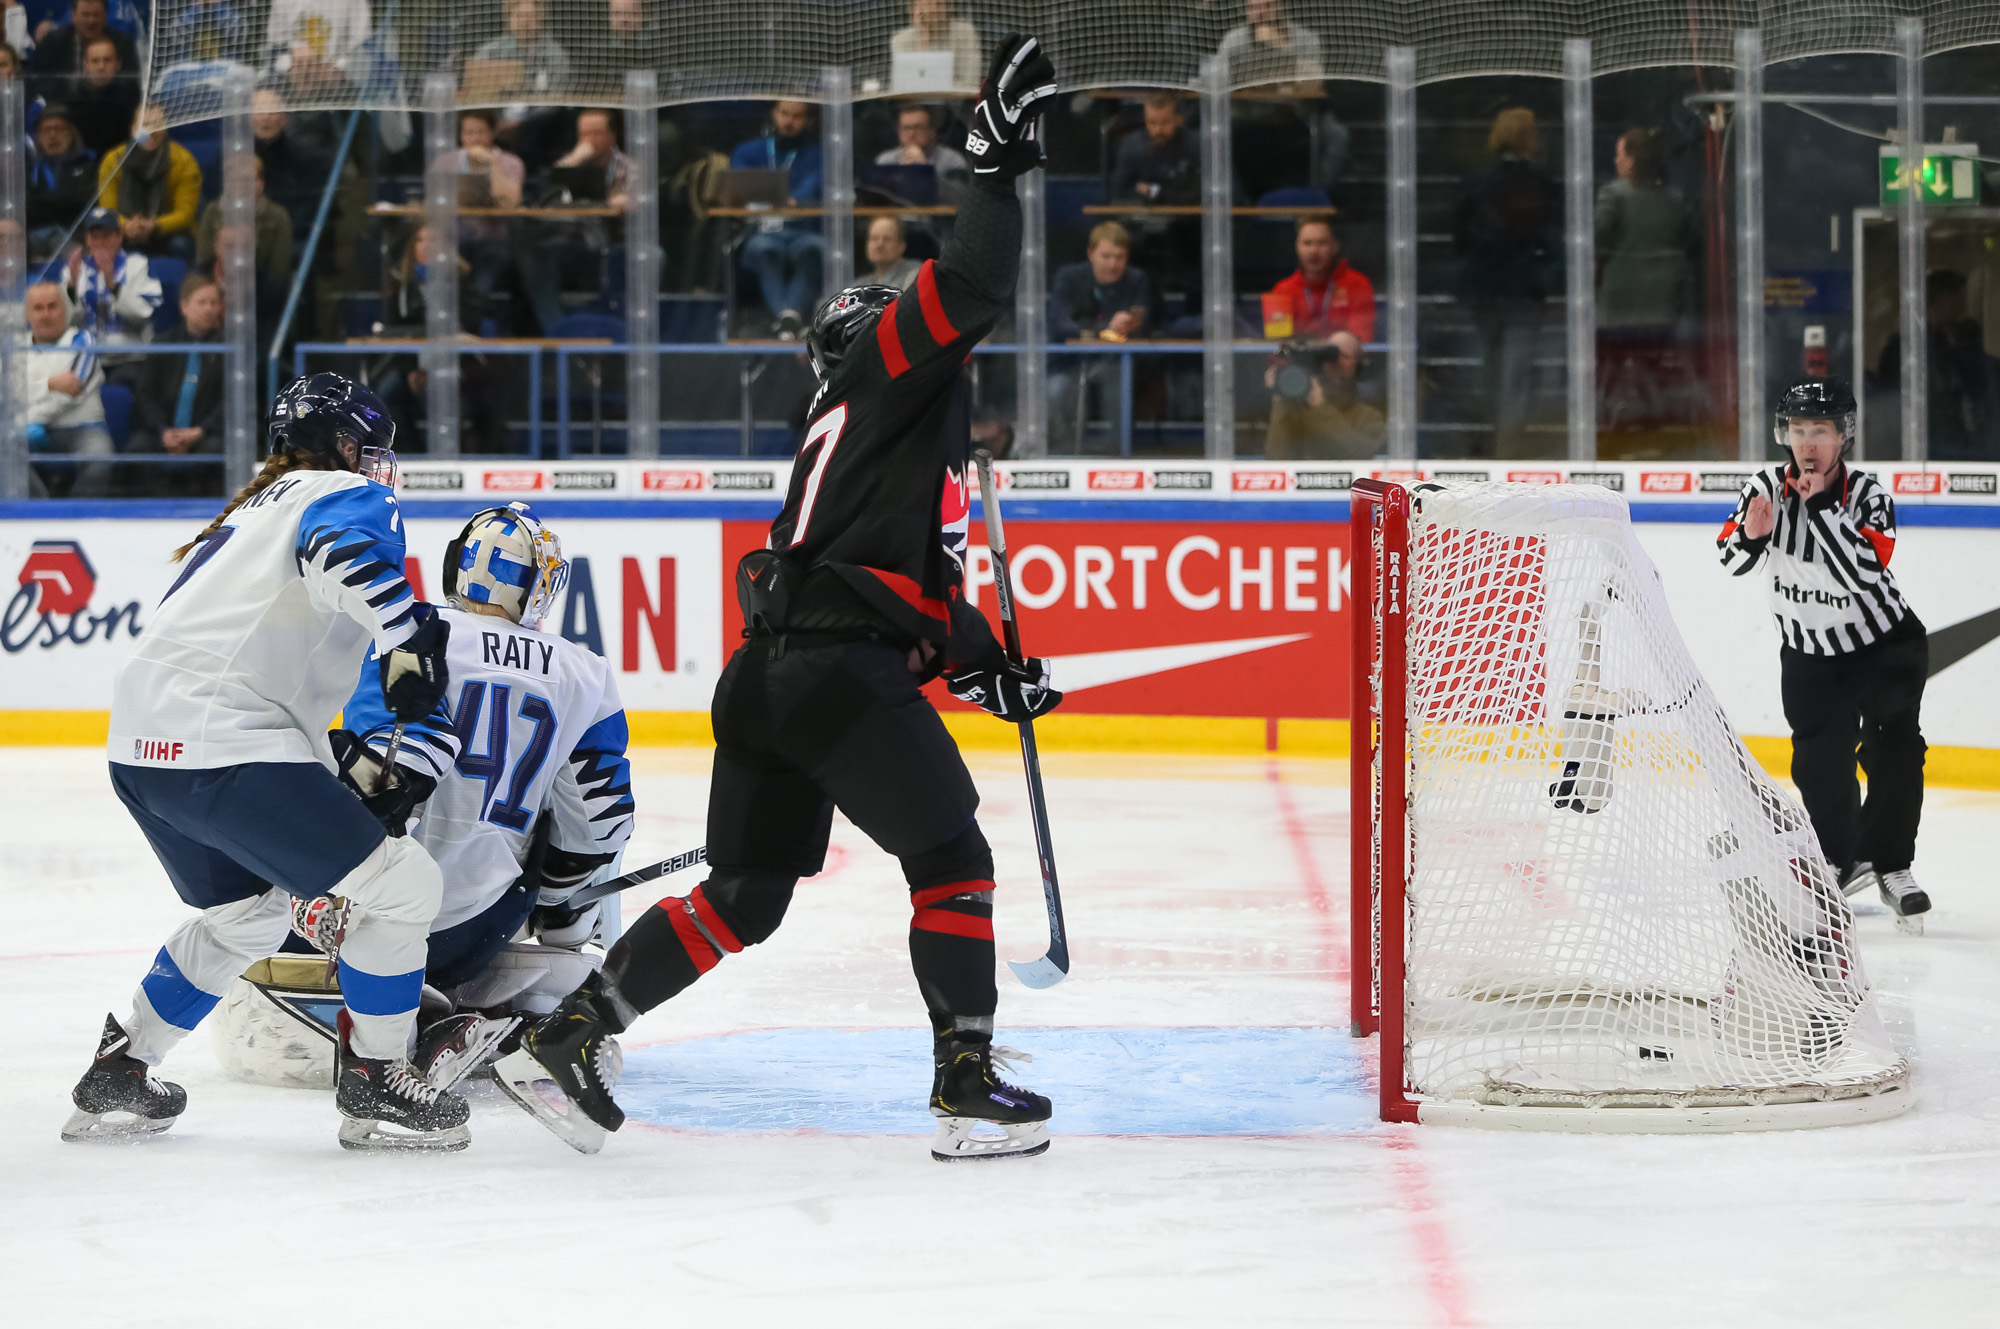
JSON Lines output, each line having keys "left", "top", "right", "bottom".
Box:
{"left": 617, "top": 1026, "right": 1376, "bottom": 1137}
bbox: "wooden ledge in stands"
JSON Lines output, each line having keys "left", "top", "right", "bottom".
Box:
{"left": 1087, "top": 85, "right": 1327, "bottom": 102}
{"left": 368, "top": 203, "right": 621, "bottom": 219}
{"left": 344, "top": 336, "right": 616, "bottom": 346}
{"left": 1081, "top": 204, "right": 1337, "bottom": 218}
{"left": 708, "top": 205, "right": 958, "bottom": 218}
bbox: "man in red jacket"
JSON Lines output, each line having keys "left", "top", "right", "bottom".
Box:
{"left": 1267, "top": 214, "right": 1376, "bottom": 341}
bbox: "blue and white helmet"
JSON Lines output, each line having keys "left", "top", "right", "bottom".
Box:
{"left": 442, "top": 502, "right": 569, "bottom": 630}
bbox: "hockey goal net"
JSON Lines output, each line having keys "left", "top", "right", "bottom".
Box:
{"left": 1349, "top": 479, "right": 1911, "bottom": 1132}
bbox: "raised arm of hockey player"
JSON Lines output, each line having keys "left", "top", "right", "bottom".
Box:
{"left": 339, "top": 647, "right": 461, "bottom": 785}
{"left": 295, "top": 484, "right": 426, "bottom": 651}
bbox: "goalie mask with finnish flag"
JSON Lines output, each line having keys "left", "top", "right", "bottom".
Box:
{"left": 443, "top": 501, "right": 570, "bottom": 631}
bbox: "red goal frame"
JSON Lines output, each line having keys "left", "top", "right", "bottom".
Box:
{"left": 1348, "top": 479, "right": 1417, "bottom": 1123}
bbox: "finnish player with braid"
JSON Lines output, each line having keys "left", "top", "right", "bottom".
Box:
{"left": 513, "top": 35, "right": 1064, "bottom": 1161}
{"left": 1718, "top": 377, "right": 1931, "bottom": 923}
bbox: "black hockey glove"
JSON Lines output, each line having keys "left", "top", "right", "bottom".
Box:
{"left": 946, "top": 655, "right": 1062, "bottom": 721}
{"left": 379, "top": 605, "right": 450, "bottom": 723}
{"left": 967, "top": 33, "right": 1058, "bottom": 181}
{"left": 329, "top": 728, "right": 436, "bottom": 837}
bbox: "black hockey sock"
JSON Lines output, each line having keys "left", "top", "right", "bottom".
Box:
{"left": 902, "top": 825, "right": 999, "bottom": 1038}
{"left": 603, "top": 883, "right": 749, "bottom": 1015}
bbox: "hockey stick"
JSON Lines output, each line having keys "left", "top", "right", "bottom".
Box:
{"left": 973, "top": 449, "right": 1070, "bottom": 989}
{"left": 374, "top": 722, "right": 406, "bottom": 793}
{"left": 564, "top": 844, "right": 709, "bottom": 910}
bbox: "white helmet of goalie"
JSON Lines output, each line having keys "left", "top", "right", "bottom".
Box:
{"left": 444, "top": 501, "right": 570, "bottom": 631}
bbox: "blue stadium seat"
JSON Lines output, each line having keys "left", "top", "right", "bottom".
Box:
{"left": 149, "top": 256, "right": 188, "bottom": 331}
{"left": 100, "top": 382, "right": 133, "bottom": 452}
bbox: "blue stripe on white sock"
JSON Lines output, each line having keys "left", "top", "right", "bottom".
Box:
{"left": 140, "top": 946, "right": 222, "bottom": 1030}
{"left": 337, "top": 958, "right": 424, "bottom": 1017}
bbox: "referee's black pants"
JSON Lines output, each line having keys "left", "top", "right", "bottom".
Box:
{"left": 604, "top": 637, "right": 1000, "bottom": 1038}
{"left": 1780, "top": 614, "right": 1928, "bottom": 875}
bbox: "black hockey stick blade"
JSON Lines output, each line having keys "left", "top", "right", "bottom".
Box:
{"left": 976, "top": 449, "right": 1070, "bottom": 988}
{"left": 567, "top": 845, "right": 708, "bottom": 910}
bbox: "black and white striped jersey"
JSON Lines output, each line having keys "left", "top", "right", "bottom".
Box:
{"left": 1717, "top": 464, "right": 1913, "bottom": 655}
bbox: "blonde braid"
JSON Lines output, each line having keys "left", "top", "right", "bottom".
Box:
{"left": 171, "top": 450, "right": 335, "bottom": 562}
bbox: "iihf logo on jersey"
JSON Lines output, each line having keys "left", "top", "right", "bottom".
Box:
{"left": 3, "top": 539, "right": 144, "bottom": 653}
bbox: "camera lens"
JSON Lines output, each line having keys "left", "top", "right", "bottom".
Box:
{"left": 1275, "top": 363, "right": 1313, "bottom": 401}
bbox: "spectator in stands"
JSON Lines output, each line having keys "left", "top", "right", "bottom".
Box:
{"left": 873, "top": 102, "right": 968, "bottom": 206}
{"left": 195, "top": 155, "right": 293, "bottom": 284}
{"left": 1454, "top": 106, "right": 1561, "bottom": 457}
{"left": 1874, "top": 268, "right": 2000, "bottom": 460}
{"left": 27, "top": 0, "right": 138, "bottom": 94}
{"left": 382, "top": 224, "right": 507, "bottom": 452}
{"left": 1047, "top": 222, "right": 1161, "bottom": 452}
{"left": 26, "top": 105, "right": 98, "bottom": 261}
{"left": 1264, "top": 329, "right": 1383, "bottom": 459}
{"left": 576, "top": 0, "right": 656, "bottom": 96}
{"left": 125, "top": 272, "right": 225, "bottom": 473}
{"left": 890, "top": 0, "right": 981, "bottom": 90}
{"left": 97, "top": 104, "right": 202, "bottom": 259}
{"left": 516, "top": 107, "right": 629, "bottom": 334}
{"left": 1217, "top": 0, "right": 1324, "bottom": 85}
{"left": 732, "top": 99, "right": 823, "bottom": 336}
{"left": 65, "top": 36, "right": 139, "bottom": 155}
{"left": 170, "top": 0, "right": 250, "bottom": 63}
{"left": 1111, "top": 93, "right": 1201, "bottom": 204}
{"left": 474, "top": 0, "right": 572, "bottom": 98}
{"left": 265, "top": 39, "right": 358, "bottom": 157}
{"left": 264, "top": 0, "right": 373, "bottom": 72}
{"left": 442, "top": 109, "right": 525, "bottom": 326}
{"left": 1267, "top": 215, "right": 1374, "bottom": 341}
{"left": 1595, "top": 126, "right": 1695, "bottom": 434}
{"left": 864, "top": 215, "right": 920, "bottom": 290}
{"left": 16, "top": 278, "right": 112, "bottom": 496}
{"left": 0, "top": 41, "right": 25, "bottom": 81}
{"left": 252, "top": 88, "right": 331, "bottom": 242}
{"left": 64, "top": 204, "right": 160, "bottom": 364}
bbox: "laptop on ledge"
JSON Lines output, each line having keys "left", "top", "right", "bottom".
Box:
{"left": 718, "top": 168, "right": 793, "bottom": 207}
{"left": 892, "top": 50, "right": 956, "bottom": 93}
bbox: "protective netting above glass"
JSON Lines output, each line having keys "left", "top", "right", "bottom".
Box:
{"left": 142, "top": 0, "right": 2000, "bottom": 126}
{"left": 1398, "top": 483, "right": 1906, "bottom": 1109}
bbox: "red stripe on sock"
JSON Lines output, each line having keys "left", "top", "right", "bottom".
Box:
{"left": 687, "top": 886, "right": 744, "bottom": 954}
{"left": 910, "top": 879, "right": 995, "bottom": 910}
{"left": 912, "top": 907, "right": 994, "bottom": 940}
{"left": 876, "top": 299, "right": 909, "bottom": 377}
{"left": 915, "top": 261, "right": 958, "bottom": 345}
{"left": 665, "top": 904, "right": 721, "bottom": 974}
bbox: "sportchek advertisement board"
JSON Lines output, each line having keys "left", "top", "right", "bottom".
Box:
{"left": 4, "top": 461, "right": 1999, "bottom": 748}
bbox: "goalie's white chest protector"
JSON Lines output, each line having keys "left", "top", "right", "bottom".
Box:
{"left": 109, "top": 471, "right": 418, "bottom": 771}
{"left": 414, "top": 608, "right": 633, "bottom": 930}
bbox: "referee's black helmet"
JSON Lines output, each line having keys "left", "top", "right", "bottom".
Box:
{"left": 1773, "top": 376, "right": 1857, "bottom": 454}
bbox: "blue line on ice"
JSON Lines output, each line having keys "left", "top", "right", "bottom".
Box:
{"left": 616, "top": 1025, "right": 1378, "bottom": 1136}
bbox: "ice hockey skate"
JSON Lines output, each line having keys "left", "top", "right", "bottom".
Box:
{"left": 929, "top": 1037, "right": 1052, "bottom": 1161}
{"left": 497, "top": 975, "right": 629, "bottom": 1154}
{"left": 335, "top": 1012, "right": 471, "bottom": 1152}
{"left": 413, "top": 1011, "right": 522, "bottom": 1092}
{"left": 62, "top": 1015, "right": 186, "bottom": 1142}
{"left": 1880, "top": 869, "right": 1931, "bottom": 934}
{"left": 1840, "top": 861, "right": 1880, "bottom": 899}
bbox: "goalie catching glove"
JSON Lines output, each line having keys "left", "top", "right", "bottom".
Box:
{"left": 966, "top": 33, "right": 1058, "bottom": 180}
{"left": 946, "top": 655, "right": 1061, "bottom": 722}
{"left": 329, "top": 729, "right": 435, "bottom": 836}
{"left": 379, "top": 604, "right": 450, "bottom": 723}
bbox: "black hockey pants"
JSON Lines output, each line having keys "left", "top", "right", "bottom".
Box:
{"left": 606, "top": 637, "right": 999, "bottom": 1036}
{"left": 1780, "top": 614, "right": 1928, "bottom": 875}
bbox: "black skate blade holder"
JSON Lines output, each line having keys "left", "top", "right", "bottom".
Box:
{"left": 975, "top": 449, "right": 1070, "bottom": 989}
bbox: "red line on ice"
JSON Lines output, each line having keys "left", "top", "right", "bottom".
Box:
{"left": 1264, "top": 760, "right": 1348, "bottom": 983}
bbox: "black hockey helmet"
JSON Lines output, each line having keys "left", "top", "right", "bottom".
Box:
{"left": 1773, "top": 376, "right": 1857, "bottom": 454}
{"left": 270, "top": 372, "right": 398, "bottom": 483}
{"left": 806, "top": 283, "right": 900, "bottom": 382}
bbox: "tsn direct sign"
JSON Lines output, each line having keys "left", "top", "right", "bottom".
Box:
{"left": 721, "top": 521, "right": 1352, "bottom": 719}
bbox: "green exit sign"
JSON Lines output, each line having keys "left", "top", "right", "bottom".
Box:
{"left": 1880, "top": 144, "right": 1982, "bottom": 205}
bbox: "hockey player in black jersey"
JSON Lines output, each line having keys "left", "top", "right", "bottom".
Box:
{"left": 517, "top": 35, "right": 1064, "bottom": 1161}
{"left": 1718, "top": 377, "right": 1931, "bottom": 926}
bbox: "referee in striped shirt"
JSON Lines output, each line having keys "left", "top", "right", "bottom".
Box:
{"left": 1718, "top": 377, "right": 1931, "bottom": 922}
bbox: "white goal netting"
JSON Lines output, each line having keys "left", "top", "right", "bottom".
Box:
{"left": 1391, "top": 482, "right": 1907, "bottom": 1121}
{"left": 140, "top": 0, "right": 2000, "bottom": 126}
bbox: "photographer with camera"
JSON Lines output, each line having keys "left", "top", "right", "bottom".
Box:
{"left": 1263, "top": 329, "right": 1384, "bottom": 459}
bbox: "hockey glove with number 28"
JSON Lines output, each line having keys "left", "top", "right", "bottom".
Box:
{"left": 329, "top": 729, "right": 435, "bottom": 837}
{"left": 966, "top": 33, "right": 1059, "bottom": 180}
{"left": 947, "top": 656, "right": 1062, "bottom": 722}
{"left": 379, "top": 604, "right": 451, "bottom": 722}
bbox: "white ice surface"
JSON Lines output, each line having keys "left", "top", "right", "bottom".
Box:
{"left": 2, "top": 748, "right": 1996, "bottom": 1327}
